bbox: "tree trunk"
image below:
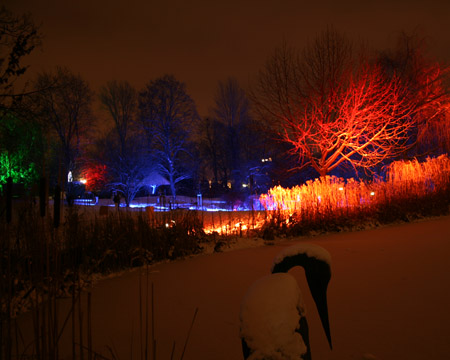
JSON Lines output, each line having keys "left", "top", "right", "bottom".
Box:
{"left": 169, "top": 172, "right": 176, "bottom": 200}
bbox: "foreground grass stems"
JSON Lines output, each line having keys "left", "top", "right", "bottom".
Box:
{"left": 179, "top": 308, "right": 198, "bottom": 360}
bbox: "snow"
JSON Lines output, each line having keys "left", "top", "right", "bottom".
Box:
{"left": 15, "top": 214, "right": 450, "bottom": 359}
{"left": 240, "top": 273, "right": 307, "bottom": 359}
{"left": 271, "top": 242, "right": 332, "bottom": 271}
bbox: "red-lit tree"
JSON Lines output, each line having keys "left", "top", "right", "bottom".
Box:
{"left": 278, "top": 64, "right": 417, "bottom": 176}
{"left": 81, "top": 163, "right": 107, "bottom": 192}
{"left": 252, "top": 28, "right": 449, "bottom": 177}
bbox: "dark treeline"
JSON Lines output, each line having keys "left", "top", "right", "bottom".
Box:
{"left": 1, "top": 7, "right": 450, "bottom": 206}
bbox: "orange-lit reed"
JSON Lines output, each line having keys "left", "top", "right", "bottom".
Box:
{"left": 260, "top": 155, "right": 450, "bottom": 222}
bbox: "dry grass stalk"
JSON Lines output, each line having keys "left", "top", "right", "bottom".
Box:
{"left": 260, "top": 155, "right": 450, "bottom": 225}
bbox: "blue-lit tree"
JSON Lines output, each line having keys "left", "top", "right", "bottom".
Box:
{"left": 96, "top": 130, "right": 151, "bottom": 207}
{"left": 98, "top": 80, "right": 153, "bottom": 206}
{"left": 139, "top": 75, "right": 200, "bottom": 199}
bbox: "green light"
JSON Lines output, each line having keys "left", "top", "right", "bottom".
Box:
{"left": 0, "top": 112, "right": 42, "bottom": 189}
{"left": 0, "top": 151, "right": 37, "bottom": 185}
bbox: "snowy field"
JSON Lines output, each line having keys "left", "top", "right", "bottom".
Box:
{"left": 17, "top": 215, "right": 450, "bottom": 359}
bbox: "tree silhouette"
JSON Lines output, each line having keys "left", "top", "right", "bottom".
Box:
{"left": 212, "top": 78, "right": 251, "bottom": 187}
{"left": 32, "top": 67, "right": 93, "bottom": 184}
{"left": 196, "top": 116, "right": 247, "bottom": 196}
{"left": 377, "top": 31, "right": 450, "bottom": 158}
{"left": 197, "top": 117, "right": 224, "bottom": 186}
{"left": 139, "top": 74, "right": 199, "bottom": 198}
{"left": 99, "top": 80, "right": 137, "bottom": 155}
{"left": 0, "top": 6, "right": 40, "bottom": 112}
{"left": 201, "top": 78, "right": 269, "bottom": 194}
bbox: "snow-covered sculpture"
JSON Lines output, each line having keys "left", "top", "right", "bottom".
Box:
{"left": 240, "top": 243, "right": 332, "bottom": 360}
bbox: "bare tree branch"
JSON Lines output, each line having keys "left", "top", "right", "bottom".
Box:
{"left": 252, "top": 28, "right": 450, "bottom": 177}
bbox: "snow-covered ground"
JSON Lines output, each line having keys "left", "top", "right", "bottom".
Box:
{"left": 17, "top": 215, "right": 450, "bottom": 359}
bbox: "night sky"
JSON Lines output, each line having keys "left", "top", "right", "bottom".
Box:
{"left": 6, "top": 0, "right": 450, "bottom": 118}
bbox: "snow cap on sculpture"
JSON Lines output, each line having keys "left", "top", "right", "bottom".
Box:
{"left": 272, "top": 243, "right": 332, "bottom": 350}
{"left": 240, "top": 273, "right": 308, "bottom": 359}
{"left": 240, "top": 242, "right": 332, "bottom": 360}
{"left": 272, "top": 243, "right": 332, "bottom": 270}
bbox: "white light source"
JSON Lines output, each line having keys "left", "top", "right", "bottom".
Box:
{"left": 370, "top": 191, "right": 375, "bottom": 196}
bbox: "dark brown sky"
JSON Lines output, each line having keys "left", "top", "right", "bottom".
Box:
{"left": 6, "top": 0, "right": 450, "bottom": 118}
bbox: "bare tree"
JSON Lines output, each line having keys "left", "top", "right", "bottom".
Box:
{"left": 139, "top": 74, "right": 199, "bottom": 198}
{"left": 212, "top": 78, "right": 252, "bottom": 188}
{"left": 0, "top": 6, "right": 40, "bottom": 112}
{"left": 196, "top": 117, "right": 224, "bottom": 185}
{"left": 99, "top": 80, "right": 136, "bottom": 155}
{"left": 198, "top": 78, "right": 272, "bottom": 194}
{"left": 252, "top": 28, "right": 445, "bottom": 177}
{"left": 32, "top": 67, "right": 93, "bottom": 183}
{"left": 98, "top": 80, "right": 153, "bottom": 205}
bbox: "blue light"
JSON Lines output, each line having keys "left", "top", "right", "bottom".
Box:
{"left": 73, "top": 199, "right": 259, "bottom": 212}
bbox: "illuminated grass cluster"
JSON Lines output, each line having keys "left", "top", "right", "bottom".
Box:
{"left": 260, "top": 155, "right": 450, "bottom": 227}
